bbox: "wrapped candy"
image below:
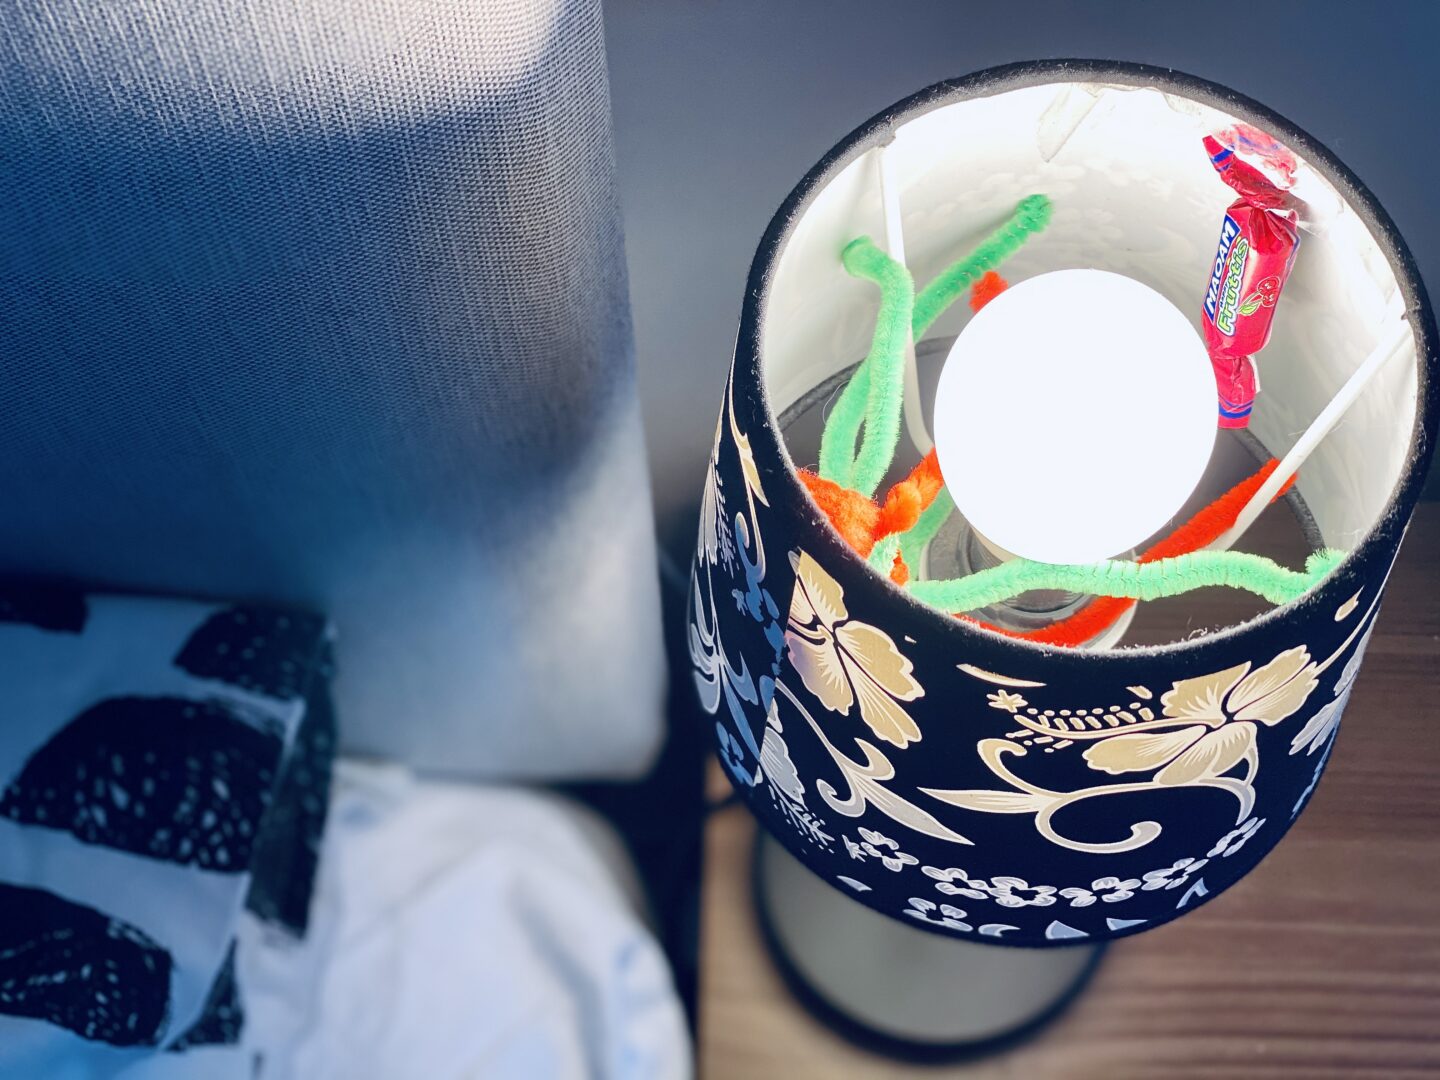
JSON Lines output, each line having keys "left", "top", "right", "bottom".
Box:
{"left": 1201, "top": 125, "right": 1301, "bottom": 428}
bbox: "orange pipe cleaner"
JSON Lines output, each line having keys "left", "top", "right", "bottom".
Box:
{"left": 888, "top": 549, "right": 910, "bottom": 585}
{"left": 798, "top": 449, "right": 946, "bottom": 560}
{"left": 963, "top": 458, "right": 1297, "bottom": 646}
{"left": 969, "top": 270, "right": 1009, "bottom": 312}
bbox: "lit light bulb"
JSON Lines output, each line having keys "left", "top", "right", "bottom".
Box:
{"left": 933, "top": 269, "right": 1217, "bottom": 565}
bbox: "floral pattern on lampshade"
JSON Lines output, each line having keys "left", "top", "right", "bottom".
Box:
{"left": 688, "top": 359, "right": 1401, "bottom": 947}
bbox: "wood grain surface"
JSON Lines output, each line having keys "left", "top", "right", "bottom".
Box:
{"left": 698, "top": 506, "right": 1440, "bottom": 1079}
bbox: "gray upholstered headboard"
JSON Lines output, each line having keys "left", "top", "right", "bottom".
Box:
{"left": 0, "top": 0, "right": 665, "bottom": 780}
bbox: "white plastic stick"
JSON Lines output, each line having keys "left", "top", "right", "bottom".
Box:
{"left": 878, "top": 143, "right": 934, "bottom": 457}
{"left": 1212, "top": 315, "right": 1412, "bottom": 551}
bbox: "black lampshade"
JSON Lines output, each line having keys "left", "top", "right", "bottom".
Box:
{"left": 689, "top": 61, "right": 1437, "bottom": 947}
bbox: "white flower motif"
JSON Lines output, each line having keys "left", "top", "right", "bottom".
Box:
{"left": 1293, "top": 737, "right": 1335, "bottom": 817}
{"left": 1141, "top": 857, "right": 1209, "bottom": 892}
{"left": 1291, "top": 700, "right": 1341, "bottom": 760}
{"left": 697, "top": 416, "right": 735, "bottom": 573}
{"left": 920, "top": 866, "right": 988, "bottom": 900}
{"left": 1095, "top": 876, "right": 1141, "bottom": 902}
{"left": 987, "top": 690, "right": 1027, "bottom": 714}
{"left": 1058, "top": 876, "right": 1142, "bottom": 907}
{"left": 1291, "top": 623, "right": 1373, "bottom": 757}
{"left": 983, "top": 876, "right": 1058, "bottom": 908}
{"left": 759, "top": 702, "right": 804, "bottom": 803}
{"left": 858, "top": 827, "right": 917, "bottom": 872}
{"left": 759, "top": 706, "right": 833, "bottom": 848}
{"left": 903, "top": 897, "right": 973, "bottom": 931}
{"left": 1208, "top": 816, "right": 1265, "bottom": 858}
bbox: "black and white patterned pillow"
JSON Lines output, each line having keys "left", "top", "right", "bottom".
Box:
{"left": 0, "top": 585, "right": 335, "bottom": 1074}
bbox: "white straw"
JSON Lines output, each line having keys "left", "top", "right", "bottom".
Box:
{"left": 878, "top": 143, "right": 934, "bottom": 457}
{"left": 1212, "top": 314, "right": 1413, "bottom": 551}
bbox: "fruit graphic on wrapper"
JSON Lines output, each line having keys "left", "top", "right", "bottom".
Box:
{"left": 1240, "top": 275, "right": 1282, "bottom": 317}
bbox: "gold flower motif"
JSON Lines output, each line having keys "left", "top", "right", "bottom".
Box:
{"left": 1083, "top": 646, "right": 1318, "bottom": 784}
{"left": 785, "top": 550, "right": 924, "bottom": 747}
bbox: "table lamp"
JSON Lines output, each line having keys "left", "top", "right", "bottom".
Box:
{"left": 689, "top": 60, "right": 1436, "bottom": 1058}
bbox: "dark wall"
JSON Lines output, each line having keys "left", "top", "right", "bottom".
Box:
{"left": 605, "top": 0, "right": 1440, "bottom": 519}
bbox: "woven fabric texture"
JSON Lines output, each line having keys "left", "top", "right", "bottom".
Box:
{"left": 0, "top": 0, "right": 664, "bottom": 780}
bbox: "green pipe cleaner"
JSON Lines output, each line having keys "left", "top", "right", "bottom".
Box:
{"left": 867, "top": 533, "right": 902, "bottom": 576}
{"left": 906, "top": 549, "right": 1347, "bottom": 613}
{"left": 896, "top": 486, "right": 954, "bottom": 573}
{"left": 911, "top": 193, "right": 1052, "bottom": 337}
{"left": 816, "top": 238, "right": 914, "bottom": 493}
{"left": 817, "top": 195, "right": 1053, "bottom": 501}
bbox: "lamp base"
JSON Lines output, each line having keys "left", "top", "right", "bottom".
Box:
{"left": 753, "top": 831, "right": 1104, "bottom": 1063}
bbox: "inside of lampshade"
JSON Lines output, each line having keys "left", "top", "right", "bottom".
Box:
{"left": 760, "top": 78, "right": 1420, "bottom": 615}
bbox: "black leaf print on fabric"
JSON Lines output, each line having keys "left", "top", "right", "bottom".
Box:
{"left": 167, "top": 941, "right": 243, "bottom": 1052}
{"left": 0, "top": 697, "right": 284, "bottom": 872}
{"left": 245, "top": 682, "right": 336, "bottom": 935}
{"left": 0, "top": 582, "right": 88, "bottom": 634}
{"left": 0, "top": 882, "right": 170, "bottom": 1046}
{"left": 173, "top": 607, "right": 329, "bottom": 700}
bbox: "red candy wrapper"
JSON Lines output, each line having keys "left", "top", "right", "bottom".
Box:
{"left": 1201, "top": 126, "right": 1300, "bottom": 428}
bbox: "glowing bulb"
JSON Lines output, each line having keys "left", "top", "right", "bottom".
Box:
{"left": 933, "top": 269, "right": 1217, "bottom": 565}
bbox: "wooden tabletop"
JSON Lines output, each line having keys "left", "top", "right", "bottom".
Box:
{"left": 698, "top": 505, "right": 1440, "bottom": 1079}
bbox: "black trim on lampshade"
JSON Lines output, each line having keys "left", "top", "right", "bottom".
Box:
{"left": 689, "top": 60, "right": 1437, "bottom": 948}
